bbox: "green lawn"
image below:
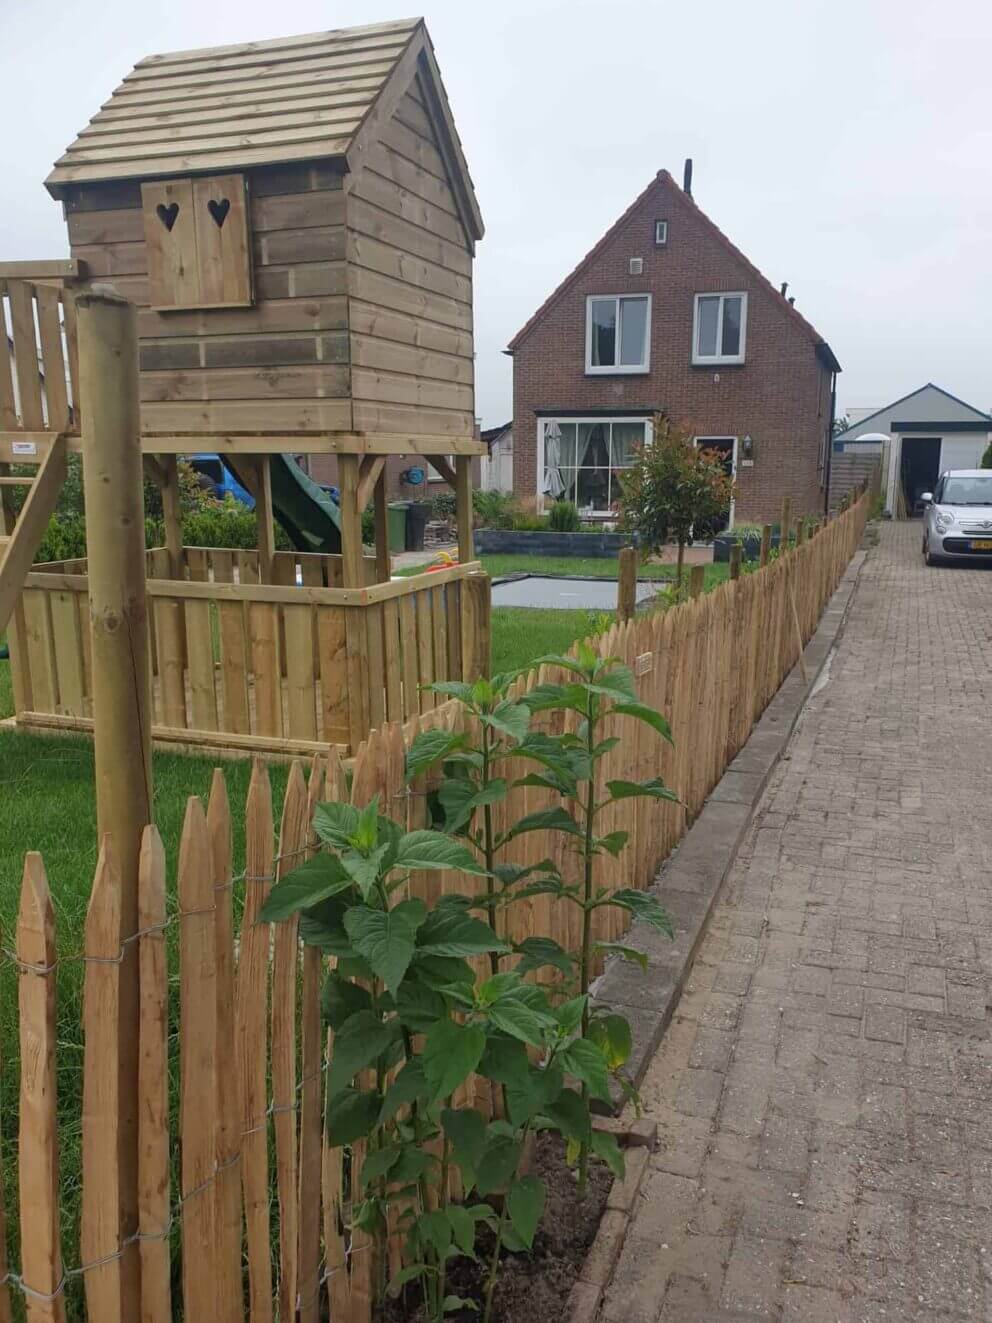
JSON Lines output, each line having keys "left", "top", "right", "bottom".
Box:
{"left": 476, "top": 553, "right": 728, "bottom": 585}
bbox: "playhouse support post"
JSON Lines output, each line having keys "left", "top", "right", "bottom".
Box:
{"left": 338, "top": 453, "right": 364, "bottom": 587}
{"left": 253, "top": 457, "right": 276, "bottom": 582}
{"left": 373, "top": 469, "right": 390, "bottom": 583}
{"left": 78, "top": 290, "right": 150, "bottom": 1314}
{"left": 160, "top": 453, "right": 183, "bottom": 576}
{"left": 455, "top": 454, "right": 473, "bottom": 564}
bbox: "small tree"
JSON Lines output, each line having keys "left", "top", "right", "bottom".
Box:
{"left": 618, "top": 416, "right": 735, "bottom": 589}
{"left": 981, "top": 441, "right": 992, "bottom": 470}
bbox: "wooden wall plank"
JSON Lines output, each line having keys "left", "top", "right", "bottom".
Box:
{"left": 49, "top": 591, "right": 86, "bottom": 717}
{"left": 284, "top": 604, "right": 318, "bottom": 740}
{"left": 316, "top": 605, "right": 349, "bottom": 742}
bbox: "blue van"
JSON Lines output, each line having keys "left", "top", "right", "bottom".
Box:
{"left": 188, "top": 454, "right": 254, "bottom": 508}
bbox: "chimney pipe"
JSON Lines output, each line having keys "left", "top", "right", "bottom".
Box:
{"left": 780, "top": 281, "right": 788, "bottom": 297}
{"left": 788, "top": 296, "right": 795, "bottom": 306}
{"left": 683, "top": 158, "right": 693, "bottom": 196}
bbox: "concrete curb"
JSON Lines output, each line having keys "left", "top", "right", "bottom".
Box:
{"left": 565, "top": 1120, "right": 659, "bottom": 1323}
{"left": 596, "top": 546, "right": 870, "bottom": 1111}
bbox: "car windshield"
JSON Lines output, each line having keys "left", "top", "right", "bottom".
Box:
{"left": 939, "top": 475, "right": 992, "bottom": 505}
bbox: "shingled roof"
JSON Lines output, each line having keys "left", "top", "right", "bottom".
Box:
{"left": 507, "top": 169, "right": 839, "bottom": 372}
{"left": 45, "top": 16, "right": 483, "bottom": 242}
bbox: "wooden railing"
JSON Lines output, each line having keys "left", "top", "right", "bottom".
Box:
{"left": 0, "top": 271, "right": 81, "bottom": 438}
{"left": 0, "top": 491, "right": 870, "bottom": 1322}
{"left": 13, "top": 551, "right": 491, "bottom": 756}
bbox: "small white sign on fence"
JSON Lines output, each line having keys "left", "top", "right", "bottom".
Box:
{"left": 11, "top": 440, "right": 37, "bottom": 456}
{"left": 636, "top": 652, "right": 653, "bottom": 676}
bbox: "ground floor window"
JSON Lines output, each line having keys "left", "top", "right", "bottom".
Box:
{"left": 542, "top": 418, "right": 648, "bottom": 514}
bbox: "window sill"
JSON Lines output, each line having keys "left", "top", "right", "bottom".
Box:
{"left": 584, "top": 367, "right": 650, "bottom": 377}
{"left": 691, "top": 358, "right": 746, "bottom": 369}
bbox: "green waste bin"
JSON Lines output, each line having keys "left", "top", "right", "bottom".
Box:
{"left": 387, "top": 501, "right": 409, "bottom": 551}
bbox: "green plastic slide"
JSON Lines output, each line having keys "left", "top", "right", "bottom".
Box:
{"left": 223, "top": 455, "right": 342, "bottom": 555}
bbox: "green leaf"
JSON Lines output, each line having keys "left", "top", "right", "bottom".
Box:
{"left": 418, "top": 907, "right": 509, "bottom": 959}
{"left": 508, "top": 1175, "right": 546, "bottom": 1250}
{"left": 411, "top": 953, "right": 477, "bottom": 990}
{"left": 560, "top": 1038, "right": 612, "bottom": 1103}
{"left": 443, "top": 1296, "right": 478, "bottom": 1313}
{"left": 477, "top": 972, "right": 521, "bottom": 1004}
{"left": 487, "top": 992, "right": 556, "bottom": 1047}
{"left": 594, "top": 830, "right": 630, "bottom": 858}
{"left": 611, "top": 890, "right": 675, "bottom": 937}
{"left": 584, "top": 666, "right": 638, "bottom": 703}
{"left": 420, "top": 1209, "right": 453, "bottom": 1258}
{"left": 588, "top": 1014, "right": 633, "bottom": 1070}
{"left": 388, "top": 1264, "right": 428, "bottom": 1296}
{"left": 611, "top": 701, "right": 674, "bottom": 744}
{"left": 321, "top": 973, "right": 372, "bottom": 1029}
{"left": 393, "top": 830, "right": 489, "bottom": 875}
{"left": 478, "top": 1035, "right": 531, "bottom": 1087}
{"left": 555, "top": 995, "right": 587, "bottom": 1034}
{"left": 481, "top": 700, "right": 530, "bottom": 743}
{"left": 475, "top": 1135, "right": 520, "bottom": 1195}
{"left": 297, "top": 895, "right": 351, "bottom": 954}
{"left": 325, "top": 1087, "right": 380, "bottom": 1146}
{"left": 512, "top": 937, "right": 574, "bottom": 978}
{"left": 391, "top": 1146, "right": 432, "bottom": 1186}
{"left": 379, "top": 1059, "right": 429, "bottom": 1123}
{"left": 394, "top": 981, "right": 447, "bottom": 1033}
{"left": 326, "top": 1011, "right": 399, "bottom": 1095}
{"left": 446, "top": 1206, "right": 477, "bottom": 1257}
{"left": 422, "top": 1019, "right": 487, "bottom": 1102}
{"left": 442, "top": 1107, "right": 486, "bottom": 1186}
{"left": 606, "top": 777, "right": 678, "bottom": 804}
{"left": 437, "top": 779, "right": 479, "bottom": 833}
{"left": 406, "top": 728, "right": 465, "bottom": 781}
{"left": 540, "top": 1087, "right": 590, "bottom": 1142}
{"left": 351, "top": 797, "right": 381, "bottom": 852}
{"left": 505, "top": 807, "right": 582, "bottom": 842}
{"left": 258, "top": 853, "right": 353, "bottom": 922}
{"left": 595, "top": 942, "right": 648, "bottom": 973}
{"left": 424, "top": 679, "right": 476, "bottom": 703}
{"left": 358, "top": 1144, "right": 401, "bottom": 1189}
{"left": 590, "top": 1128, "right": 626, "bottom": 1179}
{"left": 313, "top": 801, "right": 360, "bottom": 850}
{"left": 339, "top": 843, "right": 392, "bottom": 900}
{"left": 343, "top": 900, "right": 427, "bottom": 993}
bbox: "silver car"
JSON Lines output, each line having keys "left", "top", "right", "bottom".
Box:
{"left": 922, "top": 469, "right": 992, "bottom": 566}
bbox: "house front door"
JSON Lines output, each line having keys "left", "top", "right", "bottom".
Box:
{"left": 694, "top": 436, "right": 737, "bottom": 537}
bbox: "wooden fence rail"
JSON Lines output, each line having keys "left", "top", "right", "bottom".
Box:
{"left": 0, "top": 489, "right": 870, "bottom": 1320}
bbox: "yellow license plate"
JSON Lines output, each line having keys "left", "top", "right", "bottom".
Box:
{"left": 970, "top": 540, "right": 992, "bottom": 550}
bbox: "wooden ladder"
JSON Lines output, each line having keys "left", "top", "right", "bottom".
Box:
{"left": 0, "top": 436, "right": 68, "bottom": 636}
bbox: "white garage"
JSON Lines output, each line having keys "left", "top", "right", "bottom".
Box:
{"left": 833, "top": 383, "right": 992, "bottom": 518}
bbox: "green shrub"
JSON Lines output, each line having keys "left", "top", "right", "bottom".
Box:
{"left": 34, "top": 513, "right": 88, "bottom": 563}
{"left": 430, "top": 490, "right": 456, "bottom": 521}
{"left": 981, "top": 442, "right": 992, "bottom": 470}
{"left": 472, "top": 489, "right": 519, "bottom": 529}
{"left": 547, "top": 499, "right": 581, "bottom": 532}
{"left": 509, "top": 514, "right": 548, "bottom": 531}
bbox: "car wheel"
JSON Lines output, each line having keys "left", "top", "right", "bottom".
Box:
{"left": 924, "top": 541, "right": 942, "bottom": 567}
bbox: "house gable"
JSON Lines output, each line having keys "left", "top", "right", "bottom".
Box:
{"left": 836, "top": 384, "right": 991, "bottom": 441}
{"left": 507, "top": 169, "right": 837, "bottom": 369}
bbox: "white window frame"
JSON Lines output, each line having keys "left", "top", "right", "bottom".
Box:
{"left": 693, "top": 435, "right": 738, "bottom": 531}
{"left": 692, "top": 292, "right": 748, "bottom": 366}
{"left": 585, "top": 294, "right": 652, "bottom": 374}
{"left": 536, "top": 415, "right": 652, "bottom": 516}
{"left": 654, "top": 219, "right": 668, "bottom": 246}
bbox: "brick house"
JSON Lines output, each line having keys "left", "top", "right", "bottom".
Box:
{"left": 506, "top": 166, "right": 841, "bottom": 527}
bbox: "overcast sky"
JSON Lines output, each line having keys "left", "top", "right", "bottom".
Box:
{"left": 4, "top": 0, "right": 990, "bottom": 427}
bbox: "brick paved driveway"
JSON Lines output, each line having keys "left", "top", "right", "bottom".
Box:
{"left": 604, "top": 521, "right": 992, "bottom": 1321}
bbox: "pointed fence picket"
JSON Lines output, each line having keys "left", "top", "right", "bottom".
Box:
{"left": 0, "top": 488, "right": 870, "bottom": 1320}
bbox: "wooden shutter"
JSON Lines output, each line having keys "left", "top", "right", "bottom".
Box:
{"left": 141, "top": 174, "right": 252, "bottom": 310}
{"left": 193, "top": 175, "right": 252, "bottom": 307}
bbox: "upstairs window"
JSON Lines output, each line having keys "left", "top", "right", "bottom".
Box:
{"left": 585, "top": 295, "right": 650, "bottom": 373}
{"left": 693, "top": 292, "right": 747, "bottom": 365}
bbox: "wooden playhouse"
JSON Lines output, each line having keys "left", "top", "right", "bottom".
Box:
{"left": 0, "top": 17, "right": 490, "bottom": 757}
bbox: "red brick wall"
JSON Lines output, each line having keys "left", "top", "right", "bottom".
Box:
{"left": 510, "top": 175, "right": 834, "bottom": 525}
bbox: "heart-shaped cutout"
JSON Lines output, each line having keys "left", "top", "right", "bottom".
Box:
{"left": 207, "top": 198, "right": 230, "bottom": 228}
{"left": 156, "top": 202, "right": 180, "bottom": 232}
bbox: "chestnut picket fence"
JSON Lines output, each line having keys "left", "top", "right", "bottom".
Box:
{"left": 0, "top": 487, "right": 870, "bottom": 1321}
